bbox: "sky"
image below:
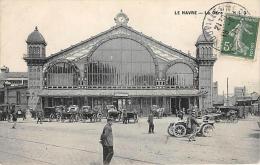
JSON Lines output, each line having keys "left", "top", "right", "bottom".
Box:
{"left": 0, "top": 0, "right": 259, "bottom": 95}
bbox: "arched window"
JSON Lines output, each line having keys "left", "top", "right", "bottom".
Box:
{"left": 45, "top": 61, "right": 79, "bottom": 87}
{"left": 84, "top": 38, "right": 156, "bottom": 87}
{"left": 28, "top": 46, "right": 33, "bottom": 55}
{"left": 166, "top": 63, "right": 194, "bottom": 87}
{"left": 36, "top": 47, "right": 40, "bottom": 56}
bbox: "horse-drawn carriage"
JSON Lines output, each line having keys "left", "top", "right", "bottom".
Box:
{"left": 42, "top": 107, "right": 59, "bottom": 122}
{"left": 151, "top": 105, "right": 164, "bottom": 119}
{"left": 80, "top": 105, "right": 102, "bottom": 122}
{"left": 122, "top": 109, "right": 138, "bottom": 124}
{"left": 60, "top": 105, "right": 79, "bottom": 122}
{"left": 107, "top": 105, "right": 121, "bottom": 121}
{"left": 15, "top": 105, "right": 26, "bottom": 120}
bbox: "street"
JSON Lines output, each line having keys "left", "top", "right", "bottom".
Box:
{"left": 0, "top": 116, "right": 259, "bottom": 165}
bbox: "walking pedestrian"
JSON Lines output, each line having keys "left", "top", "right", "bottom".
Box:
{"left": 11, "top": 105, "right": 17, "bottom": 129}
{"left": 100, "top": 118, "right": 114, "bottom": 165}
{"left": 187, "top": 109, "right": 199, "bottom": 141}
{"left": 37, "top": 110, "right": 43, "bottom": 124}
{"left": 147, "top": 111, "right": 154, "bottom": 133}
{"left": 122, "top": 109, "right": 127, "bottom": 124}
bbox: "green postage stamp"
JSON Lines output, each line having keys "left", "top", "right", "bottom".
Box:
{"left": 221, "top": 14, "right": 259, "bottom": 59}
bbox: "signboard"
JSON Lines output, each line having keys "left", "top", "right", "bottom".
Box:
{"left": 114, "top": 93, "right": 129, "bottom": 97}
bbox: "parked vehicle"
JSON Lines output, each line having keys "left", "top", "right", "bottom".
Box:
{"left": 54, "top": 105, "right": 65, "bottom": 121}
{"left": 151, "top": 105, "right": 164, "bottom": 119}
{"left": 80, "top": 105, "right": 102, "bottom": 122}
{"left": 125, "top": 110, "right": 138, "bottom": 123}
{"left": 107, "top": 105, "right": 121, "bottom": 121}
{"left": 60, "top": 105, "right": 79, "bottom": 122}
{"left": 217, "top": 106, "right": 239, "bottom": 123}
{"left": 167, "top": 116, "right": 215, "bottom": 138}
{"left": 15, "top": 105, "right": 26, "bottom": 120}
{"left": 43, "top": 107, "right": 56, "bottom": 122}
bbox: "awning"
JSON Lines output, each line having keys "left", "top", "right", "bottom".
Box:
{"left": 39, "top": 89, "right": 204, "bottom": 97}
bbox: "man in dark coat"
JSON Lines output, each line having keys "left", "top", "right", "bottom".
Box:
{"left": 100, "top": 118, "right": 114, "bottom": 165}
{"left": 122, "top": 109, "right": 127, "bottom": 124}
{"left": 187, "top": 109, "right": 200, "bottom": 141}
{"left": 37, "top": 110, "right": 43, "bottom": 124}
{"left": 148, "top": 111, "right": 154, "bottom": 133}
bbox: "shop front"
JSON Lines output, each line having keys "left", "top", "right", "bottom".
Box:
{"left": 39, "top": 89, "right": 202, "bottom": 116}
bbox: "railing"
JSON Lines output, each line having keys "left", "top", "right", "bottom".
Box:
{"left": 44, "top": 85, "right": 198, "bottom": 89}
{"left": 23, "top": 54, "right": 46, "bottom": 59}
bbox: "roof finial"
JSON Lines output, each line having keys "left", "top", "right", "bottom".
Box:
{"left": 35, "top": 26, "right": 38, "bottom": 31}
{"left": 120, "top": 9, "right": 123, "bottom": 12}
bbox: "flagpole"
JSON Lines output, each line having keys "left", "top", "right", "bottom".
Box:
{"left": 227, "top": 77, "right": 229, "bottom": 106}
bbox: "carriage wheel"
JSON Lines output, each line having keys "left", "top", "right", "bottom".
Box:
{"left": 201, "top": 124, "right": 214, "bottom": 137}
{"left": 173, "top": 125, "right": 186, "bottom": 138}
{"left": 56, "top": 114, "right": 61, "bottom": 122}
{"left": 49, "top": 114, "right": 55, "bottom": 122}
{"left": 167, "top": 125, "right": 175, "bottom": 136}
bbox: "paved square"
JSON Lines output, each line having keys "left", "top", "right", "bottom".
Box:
{"left": 0, "top": 116, "right": 259, "bottom": 164}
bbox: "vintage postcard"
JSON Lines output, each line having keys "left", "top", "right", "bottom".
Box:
{"left": 0, "top": 0, "right": 259, "bottom": 165}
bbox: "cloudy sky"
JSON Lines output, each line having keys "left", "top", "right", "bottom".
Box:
{"left": 0, "top": 0, "right": 259, "bottom": 95}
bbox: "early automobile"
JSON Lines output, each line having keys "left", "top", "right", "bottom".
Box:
{"left": 167, "top": 116, "right": 215, "bottom": 138}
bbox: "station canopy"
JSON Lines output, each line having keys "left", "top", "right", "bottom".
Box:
{"left": 39, "top": 89, "right": 203, "bottom": 97}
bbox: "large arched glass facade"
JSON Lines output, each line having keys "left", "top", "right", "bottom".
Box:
{"left": 44, "top": 61, "right": 79, "bottom": 87}
{"left": 166, "top": 63, "right": 194, "bottom": 87}
{"left": 84, "top": 38, "right": 156, "bottom": 87}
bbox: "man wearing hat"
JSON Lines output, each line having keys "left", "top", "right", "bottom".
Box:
{"left": 100, "top": 118, "right": 114, "bottom": 165}
{"left": 187, "top": 109, "right": 200, "bottom": 141}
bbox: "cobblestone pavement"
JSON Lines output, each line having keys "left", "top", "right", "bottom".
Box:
{"left": 0, "top": 115, "right": 259, "bottom": 165}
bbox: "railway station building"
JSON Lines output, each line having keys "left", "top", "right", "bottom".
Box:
{"left": 23, "top": 10, "right": 216, "bottom": 116}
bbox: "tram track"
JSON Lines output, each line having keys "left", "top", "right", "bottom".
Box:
{"left": 0, "top": 135, "right": 161, "bottom": 165}
{"left": 0, "top": 150, "right": 56, "bottom": 165}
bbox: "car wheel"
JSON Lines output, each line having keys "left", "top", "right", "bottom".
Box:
{"left": 173, "top": 124, "right": 186, "bottom": 138}
{"left": 167, "top": 125, "right": 175, "bottom": 136}
{"left": 202, "top": 124, "right": 214, "bottom": 137}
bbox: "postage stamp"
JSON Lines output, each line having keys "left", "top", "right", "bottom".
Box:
{"left": 221, "top": 14, "right": 259, "bottom": 59}
{"left": 202, "top": 2, "right": 250, "bottom": 51}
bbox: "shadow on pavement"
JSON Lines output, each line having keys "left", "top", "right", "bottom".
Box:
{"left": 248, "top": 132, "right": 260, "bottom": 139}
